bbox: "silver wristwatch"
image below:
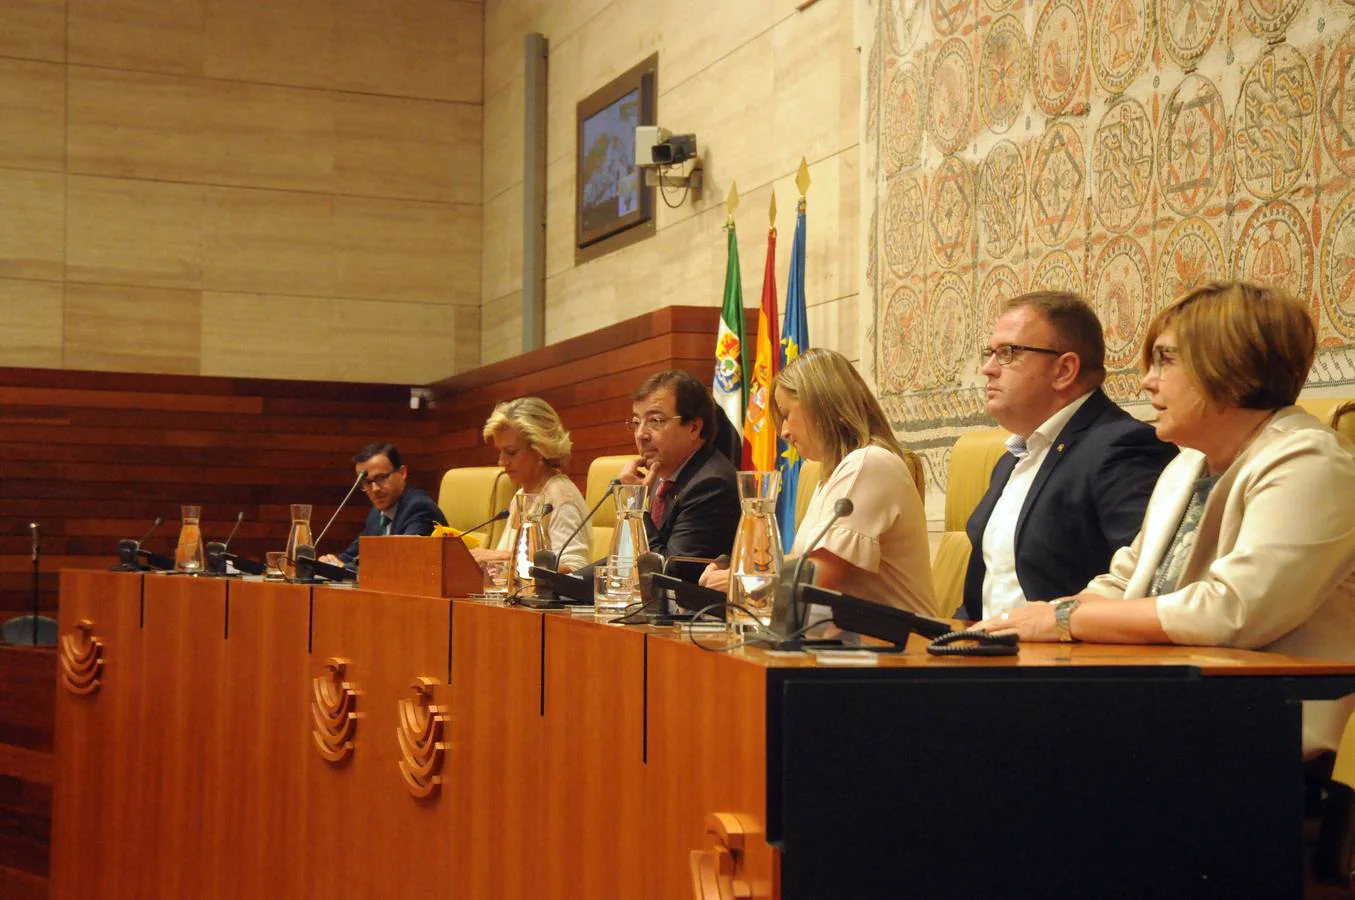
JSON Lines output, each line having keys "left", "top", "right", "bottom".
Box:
{"left": 1053, "top": 598, "right": 1082, "bottom": 643}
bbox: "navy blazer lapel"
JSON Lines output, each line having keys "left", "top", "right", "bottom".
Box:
{"left": 1013, "top": 391, "right": 1110, "bottom": 544}
{"left": 970, "top": 452, "right": 1017, "bottom": 539}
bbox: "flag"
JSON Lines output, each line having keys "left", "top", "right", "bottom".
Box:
{"left": 776, "top": 202, "right": 810, "bottom": 552}
{"left": 743, "top": 222, "right": 780, "bottom": 471}
{"left": 714, "top": 221, "right": 748, "bottom": 443}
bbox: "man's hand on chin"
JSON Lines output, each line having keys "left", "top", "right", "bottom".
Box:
{"left": 619, "top": 457, "right": 653, "bottom": 485}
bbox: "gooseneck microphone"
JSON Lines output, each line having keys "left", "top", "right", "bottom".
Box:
{"left": 30, "top": 523, "right": 40, "bottom": 646}
{"left": 206, "top": 511, "right": 246, "bottom": 576}
{"left": 113, "top": 516, "right": 164, "bottom": 571}
{"left": 536, "top": 479, "right": 620, "bottom": 573}
{"left": 462, "top": 508, "right": 510, "bottom": 539}
{"left": 772, "top": 498, "right": 854, "bottom": 639}
{"left": 311, "top": 471, "right": 369, "bottom": 555}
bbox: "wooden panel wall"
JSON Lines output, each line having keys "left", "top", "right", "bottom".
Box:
{"left": 0, "top": 366, "right": 434, "bottom": 622}
{"left": 428, "top": 305, "right": 750, "bottom": 487}
{"left": 0, "top": 0, "right": 484, "bottom": 384}
{"left": 481, "top": 0, "right": 860, "bottom": 365}
{"left": 0, "top": 647, "right": 54, "bottom": 900}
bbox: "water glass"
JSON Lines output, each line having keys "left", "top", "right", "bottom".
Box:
{"left": 265, "top": 551, "right": 286, "bottom": 578}
{"left": 481, "top": 559, "right": 509, "bottom": 597}
{"left": 593, "top": 562, "right": 636, "bottom": 614}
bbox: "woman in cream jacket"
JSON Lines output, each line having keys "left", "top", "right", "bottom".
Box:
{"left": 977, "top": 280, "right": 1355, "bottom": 754}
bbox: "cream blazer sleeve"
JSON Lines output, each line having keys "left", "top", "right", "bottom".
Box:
{"left": 1084, "top": 412, "right": 1355, "bottom": 649}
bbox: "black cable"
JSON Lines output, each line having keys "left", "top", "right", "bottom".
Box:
{"left": 926, "top": 630, "right": 1019, "bottom": 657}
{"left": 657, "top": 166, "right": 691, "bottom": 208}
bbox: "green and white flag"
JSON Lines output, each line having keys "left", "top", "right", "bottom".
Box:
{"left": 714, "top": 221, "right": 748, "bottom": 438}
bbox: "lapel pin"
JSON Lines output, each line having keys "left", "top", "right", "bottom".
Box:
{"left": 1057, "top": 443, "right": 1065, "bottom": 452}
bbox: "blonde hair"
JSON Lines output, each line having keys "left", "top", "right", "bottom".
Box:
{"left": 770, "top": 348, "right": 908, "bottom": 471}
{"left": 482, "top": 397, "right": 573, "bottom": 467}
{"left": 1143, "top": 280, "right": 1315, "bottom": 410}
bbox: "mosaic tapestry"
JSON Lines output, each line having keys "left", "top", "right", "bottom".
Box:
{"left": 863, "top": 0, "right": 1355, "bottom": 513}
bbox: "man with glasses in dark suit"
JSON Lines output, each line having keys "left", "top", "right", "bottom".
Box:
{"left": 321, "top": 442, "right": 448, "bottom": 568}
{"left": 962, "top": 292, "right": 1176, "bottom": 622}
{"left": 619, "top": 370, "right": 741, "bottom": 582}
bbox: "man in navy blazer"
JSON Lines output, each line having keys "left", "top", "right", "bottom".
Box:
{"left": 962, "top": 293, "right": 1176, "bottom": 621}
{"left": 322, "top": 442, "right": 448, "bottom": 568}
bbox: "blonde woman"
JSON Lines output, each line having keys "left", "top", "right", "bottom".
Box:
{"left": 701, "top": 348, "right": 938, "bottom": 616}
{"left": 470, "top": 397, "right": 591, "bottom": 573}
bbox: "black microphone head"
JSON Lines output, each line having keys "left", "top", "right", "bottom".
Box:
{"left": 153, "top": 516, "right": 164, "bottom": 527}
{"left": 713, "top": 553, "right": 730, "bottom": 568}
{"left": 494, "top": 509, "right": 510, "bottom": 521}
{"left": 832, "top": 498, "right": 854, "bottom": 517}
{"left": 637, "top": 551, "right": 665, "bottom": 610}
{"left": 541, "top": 503, "right": 555, "bottom": 516}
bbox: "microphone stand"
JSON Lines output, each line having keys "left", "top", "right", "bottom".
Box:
{"left": 523, "top": 483, "right": 619, "bottom": 609}
{"left": 767, "top": 498, "right": 854, "bottom": 650}
{"left": 295, "top": 472, "right": 367, "bottom": 583}
{"left": 30, "top": 523, "right": 39, "bottom": 646}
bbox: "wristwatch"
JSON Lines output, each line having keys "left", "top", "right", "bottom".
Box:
{"left": 1053, "top": 598, "right": 1082, "bottom": 643}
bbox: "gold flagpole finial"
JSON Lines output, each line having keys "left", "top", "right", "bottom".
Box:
{"left": 725, "top": 181, "right": 740, "bottom": 224}
{"left": 769, "top": 191, "right": 777, "bottom": 230}
{"left": 795, "top": 158, "right": 811, "bottom": 198}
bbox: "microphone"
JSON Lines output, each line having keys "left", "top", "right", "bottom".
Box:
{"left": 205, "top": 511, "right": 244, "bottom": 576}
{"left": 310, "top": 470, "right": 368, "bottom": 556}
{"left": 29, "top": 523, "right": 40, "bottom": 646}
{"left": 460, "top": 508, "right": 510, "bottom": 542}
{"left": 637, "top": 550, "right": 666, "bottom": 615}
{"left": 772, "top": 498, "right": 854, "bottom": 639}
{"left": 114, "top": 516, "right": 164, "bottom": 571}
{"left": 536, "top": 479, "right": 620, "bottom": 572}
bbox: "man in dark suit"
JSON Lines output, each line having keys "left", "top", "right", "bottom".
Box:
{"left": 620, "top": 370, "right": 741, "bottom": 582}
{"left": 321, "top": 442, "right": 448, "bottom": 568}
{"left": 962, "top": 292, "right": 1176, "bottom": 621}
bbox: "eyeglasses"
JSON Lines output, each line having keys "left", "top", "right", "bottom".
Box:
{"left": 624, "top": 414, "right": 680, "bottom": 434}
{"left": 980, "top": 344, "right": 1065, "bottom": 367}
{"left": 1149, "top": 345, "right": 1178, "bottom": 376}
{"left": 360, "top": 471, "right": 398, "bottom": 490}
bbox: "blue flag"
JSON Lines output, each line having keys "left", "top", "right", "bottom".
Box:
{"left": 776, "top": 203, "right": 809, "bottom": 553}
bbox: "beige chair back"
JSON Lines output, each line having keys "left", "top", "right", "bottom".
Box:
{"left": 586, "top": 455, "right": 633, "bottom": 560}
{"left": 438, "top": 467, "right": 515, "bottom": 547}
{"left": 1297, "top": 397, "right": 1355, "bottom": 445}
{"left": 932, "top": 428, "right": 1008, "bottom": 616}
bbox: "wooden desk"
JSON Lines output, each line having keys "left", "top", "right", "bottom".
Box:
{"left": 50, "top": 572, "right": 1355, "bottom": 899}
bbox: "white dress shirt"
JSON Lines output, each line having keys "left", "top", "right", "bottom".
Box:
{"left": 981, "top": 391, "right": 1093, "bottom": 618}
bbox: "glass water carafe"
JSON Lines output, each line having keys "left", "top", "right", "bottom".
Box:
{"left": 604, "top": 484, "right": 650, "bottom": 602}
{"left": 506, "top": 493, "right": 549, "bottom": 598}
{"left": 284, "top": 503, "right": 313, "bottom": 580}
{"left": 175, "top": 504, "right": 205, "bottom": 573}
{"left": 728, "top": 471, "right": 783, "bottom": 624}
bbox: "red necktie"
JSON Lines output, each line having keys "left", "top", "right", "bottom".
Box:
{"left": 650, "top": 480, "right": 675, "bottom": 528}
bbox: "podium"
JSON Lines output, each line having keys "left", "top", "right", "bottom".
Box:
{"left": 356, "top": 535, "right": 481, "bottom": 598}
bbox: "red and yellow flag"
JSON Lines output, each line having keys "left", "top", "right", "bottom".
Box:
{"left": 743, "top": 220, "right": 779, "bottom": 471}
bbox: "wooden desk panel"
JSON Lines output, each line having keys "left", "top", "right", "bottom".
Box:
{"left": 50, "top": 570, "right": 143, "bottom": 900}
{"left": 446, "top": 600, "right": 545, "bottom": 900}
{"left": 137, "top": 575, "right": 229, "bottom": 900}
{"left": 646, "top": 634, "right": 777, "bottom": 900}
{"left": 218, "top": 579, "right": 312, "bottom": 900}
{"left": 306, "top": 587, "right": 453, "bottom": 898}
{"left": 541, "top": 615, "right": 646, "bottom": 899}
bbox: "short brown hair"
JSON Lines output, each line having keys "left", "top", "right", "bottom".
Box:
{"left": 632, "top": 370, "right": 715, "bottom": 442}
{"left": 1143, "top": 280, "right": 1315, "bottom": 410}
{"left": 1003, "top": 291, "right": 1106, "bottom": 382}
